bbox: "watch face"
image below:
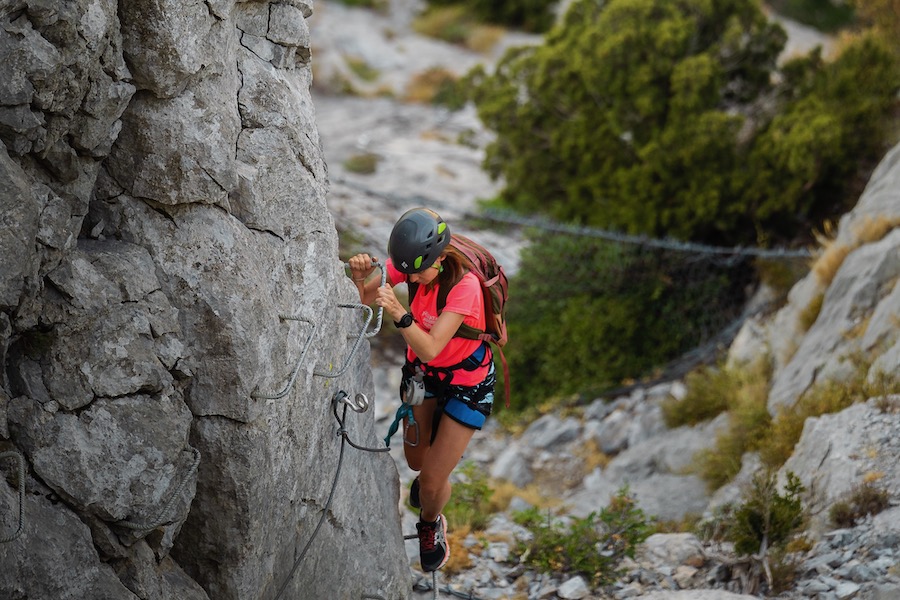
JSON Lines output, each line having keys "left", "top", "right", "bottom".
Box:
{"left": 398, "top": 313, "right": 413, "bottom": 327}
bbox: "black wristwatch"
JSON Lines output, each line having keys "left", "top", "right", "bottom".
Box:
{"left": 394, "top": 312, "right": 414, "bottom": 328}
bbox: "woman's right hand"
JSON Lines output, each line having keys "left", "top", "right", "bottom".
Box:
{"left": 348, "top": 253, "right": 377, "bottom": 283}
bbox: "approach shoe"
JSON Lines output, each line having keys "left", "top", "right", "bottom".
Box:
{"left": 416, "top": 514, "right": 449, "bottom": 572}
{"left": 409, "top": 476, "right": 421, "bottom": 510}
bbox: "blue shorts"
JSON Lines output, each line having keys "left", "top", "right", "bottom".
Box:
{"left": 438, "top": 360, "right": 496, "bottom": 430}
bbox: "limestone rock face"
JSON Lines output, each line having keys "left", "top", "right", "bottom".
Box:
{"left": 727, "top": 140, "right": 900, "bottom": 414}
{"left": 0, "top": 2, "right": 407, "bottom": 599}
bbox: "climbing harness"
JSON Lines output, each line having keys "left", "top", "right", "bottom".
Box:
{"left": 118, "top": 447, "right": 202, "bottom": 532}
{"left": 271, "top": 390, "right": 390, "bottom": 600}
{"left": 251, "top": 261, "right": 386, "bottom": 399}
{"left": 0, "top": 450, "right": 25, "bottom": 543}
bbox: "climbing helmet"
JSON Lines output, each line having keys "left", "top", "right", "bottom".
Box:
{"left": 388, "top": 208, "right": 451, "bottom": 274}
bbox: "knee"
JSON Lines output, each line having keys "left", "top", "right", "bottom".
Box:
{"left": 417, "top": 472, "right": 448, "bottom": 499}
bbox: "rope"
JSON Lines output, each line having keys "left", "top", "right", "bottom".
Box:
{"left": 333, "top": 392, "right": 390, "bottom": 454}
{"left": 328, "top": 175, "right": 812, "bottom": 260}
{"left": 272, "top": 390, "right": 390, "bottom": 600}
{"left": 0, "top": 450, "right": 25, "bottom": 543}
{"left": 117, "top": 447, "right": 201, "bottom": 531}
{"left": 474, "top": 207, "right": 813, "bottom": 259}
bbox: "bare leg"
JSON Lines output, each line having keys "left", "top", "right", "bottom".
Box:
{"left": 417, "top": 417, "right": 475, "bottom": 522}
{"left": 403, "top": 399, "right": 436, "bottom": 472}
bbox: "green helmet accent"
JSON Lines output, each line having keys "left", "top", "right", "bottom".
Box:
{"left": 388, "top": 208, "right": 451, "bottom": 274}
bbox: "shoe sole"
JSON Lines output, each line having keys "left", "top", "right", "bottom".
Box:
{"left": 423, "top": 514, "right": 449, "bottom": 572}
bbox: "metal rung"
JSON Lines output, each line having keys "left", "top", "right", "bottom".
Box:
{"left": 312, "top": 303, "right": 372, "bottom": 379}
{"left": 0, "top": 450, "right": 25, "bottom": 543}
{"left": 252, "top": 316, "right": 318, "bottom": 400}
{"left": 117, "top": 447, "right": 201, "bottom": 531}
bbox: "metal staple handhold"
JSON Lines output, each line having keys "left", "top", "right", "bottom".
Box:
{"left": 312, "top": 303, "right": 373, "bottom": 379}
{"left": 0, "top": 450, "right": 25, "bottom": 543}
{"left": 344, "top": 259, "right": 386, "bottom": 339}
{"left": 252, "top": 316, "right": 318, "bottom": 399}
{"left": 117, "top": 447, "right": 201, "bottom": 531}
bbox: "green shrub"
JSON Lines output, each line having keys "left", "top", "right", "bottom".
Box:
{"left": 663, "top": 360, "right": 770, "bottom": 428}
{"left": 768, "top": 0, "right": 856, "bottom": 32}
{"left": 442, "top": 461, "right": 495, "bottom": 532}
{"left": 425, "top": 0, "right": 557, "bottom": 33}
{"left": 505, "top": 232, "right": 750, "bottom": 410}
{"left": 513, "top": 486, "right": 653, "bottom": 586}
{"left": 726, "top": 471, "right": 806, "bottom": 556}
{"left": 342, "top": 152, "right": 380, "bottom": 174}
{"left": 829, "top": 482, "right": 890, "bottom": 528}
{"left": 692, "top": 363, "right": 772, "bottom": 491}
{"left": 468, "top": 0, "right": 900, "bottom": 248}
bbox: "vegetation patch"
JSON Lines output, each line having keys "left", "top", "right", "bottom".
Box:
{"left": 701, "top": 471, "right": 807, "bottom": 594}
{"left": 422, "top": 0, "right": 557, "bottom": 33}
{"left": 333, "top": 0, "right": 388, "bottom": 9}
{"left": 342, "top": 152, "right": 381, "bottom": 174}
{"left": 768, "top": 0, "right": 856, "bottom": 33}
{"left": 759, "top": 355, "right": 900, "bottom": 470}
{"left": 405, "top": 67, "right": 468, "bottom": 109}
{"left": 505, "top": 233, "right": 752, "bottom": 411}
{"left": 689, "top": 350, "right": 899, "bottom": 491}
{"left": 811, "top": 215, "right": 900, "bottom": 285}
{"left": 663, "top": 359, "right": 771, "bottom": 429}
{"left": 798, "top": 292, "right": 824, "bottom": 332}
{"left": 467, "top": 0, "right": 900, "bottom": 249}
{"left": 345, "top": 56, "right": 381, "bottom": 82}
{"left": 412, "top": 5, "right": 505, "bottom": 52}
{"left": 441, "top": 461, "right": 495, "bottom": 532}
{"left": 513, "top": 487, "right": 654, "bottom": 586}
{"left": 829, "top": 481, "right": 891, "bottom": 528}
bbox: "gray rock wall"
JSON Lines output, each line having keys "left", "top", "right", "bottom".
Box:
{"left": 727, "top": 141, "right": 900, "bottom": 413}
{"left": 1, "top": 2, "right": 408, "bottom": 599}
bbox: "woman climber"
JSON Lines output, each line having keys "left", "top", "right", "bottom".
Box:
{"left": 348, "top": 207, "right": 496, "bottom": 573}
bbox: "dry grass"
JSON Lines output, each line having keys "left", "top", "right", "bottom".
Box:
{"left": 489, "top": 479, "right": 558, "bottom": 512}
{"left": 465, "top": 24, "right": 505, "bottom": 53}
{"left": 863, "top": 470, "right": 885, "bottom": 484}
{"left": 760, "top": 354, "right": 900, "bottom": 470}
{"left": 811, "top": 215, "right": 900, "bottom": 285}
{"left": 798, "top": 292, "right": 824, "bottom": 332}
{"left": 855, "top": 214, "right": 900, "bottom": 244}
{"left": 442, "top": 526, "right": 474, "bottom": 575}
{"left": 812, "top": 241, "right": 851, "bottom": 286}
{"left": 404, "top": 67, "right": 458, "bottom": 103}
{"left": 411, "top": 5, "right": 504, "bottom": 53}
{"left": 573, "top": 438, "right": 611, "bottom": 473}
